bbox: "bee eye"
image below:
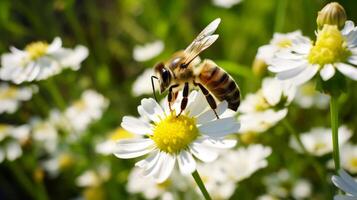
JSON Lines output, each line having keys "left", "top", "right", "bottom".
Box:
{"left": 161, "top": 68, "right": 171, "bottom": 84}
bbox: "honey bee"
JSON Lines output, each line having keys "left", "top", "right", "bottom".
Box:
{"left": 151, "top": 18, "right": 240, "bottom": 118}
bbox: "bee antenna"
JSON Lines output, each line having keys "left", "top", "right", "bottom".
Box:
{"left": 151, "top": 75, "right": 159, "bottom": 102}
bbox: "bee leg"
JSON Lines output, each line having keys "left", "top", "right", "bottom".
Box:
{"left": 177, "top": 82, "right": 189, "bottom": 117}
{"left": 168, "top": 84, "right": 179, "bottom": 112}
{"left": 196, "top": 82, "right": 219, "bottom": 119}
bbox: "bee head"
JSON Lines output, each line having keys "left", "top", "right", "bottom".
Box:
{"left": 154, "top": 62, "right": 172, "bottom": 93}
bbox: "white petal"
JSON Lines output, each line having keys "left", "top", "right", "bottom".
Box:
{"left": 320, "top": 64, "right": 335, "bottom": 81}
{"left": 140, "top": 98, "right": 165, "bottom": 123}
{"left": 334, "top": 195, "right": 357, "bottom": 200}
{"left": 135, "top": 150, "right": 160, "bottom": 169}
{"left": 198, "top": 138, "right": 237, "bottom": 148}
{"left": 47, "top": 37, "right": 62, "bottom": 53}
{"left": 336, "top": 63, "right": 357, "bottom": 81}
{"left": 333, "top": 170, "right": 357, "bottom": 196}
{"left": 177, "top": 150, "right": 196, "bottom": 175}
{"left": 6, "top": 142, "right": 22, "bottom": 161}
{"left": 186, "top": 91, "right": 209, "bottom": 117}
{"left": 285, "top": 64, "right": 319, "bottom": 85}
{"left": 147, "top": 152, "right": 175, "bottom": 183}
{"left": 348, "top": 55, "right": 357, "bottom": 65}
{"left": 121, "top": 116, "right": 152, "bottom": 135}
{"left": 190, "top": 142, "right": 218, "bottom": 162}
{"left": 276, "top": 64, "right": 306, "bottom": 80}
{"left": 113, "top": 138, "right": 154, "bottom": 159}
{"left": 196, "top": 101, "right": 228, "bottom": 124}
{"left": 199, "top": 117, "right": 240, "bottom": 137}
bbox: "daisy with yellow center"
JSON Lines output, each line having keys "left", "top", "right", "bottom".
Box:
{"left": 0, "top": 37, "right": 88, "bottom": 84}
{"left": 340, "top": 143, "right": 357, "bottom": 174}
{"left": 0, "top": 83, "right": 37, "bottom": 114}
{"left": 238, "top": 77, "right": 295, "bottom": 134}
{"left": 268, "top": 20, "right": 357, "bottom": 85}
{"left": 114, "top": 91, "right": 240, "bottom": 183}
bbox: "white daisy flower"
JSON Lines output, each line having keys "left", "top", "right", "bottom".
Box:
{"left": 114, "top": 91, "right": 240, "bottom": 183}
{"left": 257, "top": 194, "right": 279, "bottom": 200}
{"left": 76, "top": 165, "right": 110, "bottom": 188}
{"left": 238, "top": 77, "right": 295, "bottom": 134}
{"left": 332, "top": 169, "right": 357, "bottom": 200}
{"left": 31, "top": 118, "right": 58, "bottom": 153}
{"left": 290, "top": 126, "right": 352, "bottom": 156}
{"left": 133, "top": 40, "right": 164, "bottom": 62}
{"left": 95, "top": 128, "right": 136, "bottom": 156}
{"left": 41, "top": 151, "right": 75, "bottom": 178}
{"left": 127, "top": 167, "right": 188, "bottom": 200}
{"left": 292, "top": 179, "right": 312, "bottom": 200}
{"left": 212, "top": 0, "right": 242, "bottom": 8}
{"left": 195, "top": 144, "right": 271, "bottom": 199}
{"left": 268, "top": 21, "right": 357, "bottom": 85}
{"left": 64, "top": 90, "right": 109, "bottom": 133}
{"left": 0, "top": 83, "right": 37, "bottom": 114}
{"left": 263, "top": 169, "right": 312, "bottom": 199}
{"left": 340, "top": 143, "right": 357, "bottom": 174}
{"left": 256, "top": 31, "right": 307, "bottom": 64}
{"left": 0, "top": 37, "right": 88, "bottom": 84}
{"left": 0, "top": 124, "right": 30, "bottom": 163}
{"left": 293, "top": 81, "right": 330, "bottom": 109}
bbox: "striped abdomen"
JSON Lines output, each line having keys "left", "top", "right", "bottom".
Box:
{"left": 197, "top": 60, "right": 240, "bottom": 111}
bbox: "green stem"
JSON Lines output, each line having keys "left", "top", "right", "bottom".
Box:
{"left": 192, "top": 170, "right": 212, "bottom": 200}
{"left": 44, "top": 79, "right": 66, "bottom": 110}
{"left": 7, "top": 161, "right": 37, "bottom": 199}
{"left": 282, "top": 119, "right": 325, "bottom": 181}
{"left": 330, "top": 94, "right": 340, "bottom": 171}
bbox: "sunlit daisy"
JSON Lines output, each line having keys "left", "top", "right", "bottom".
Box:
{"left": 133, "top": 40, "right": 164, "bottom": 62}
{"left": 0, "top": 124, "right": 30, "bottom": 163}
{"left": 64, "top": 90, "right": 109, "bottom": 133}
{"left": 255, "top": 31, "right": 307, "bottom": 64}
{"left": 0, "top": 83, "right": 37, "bottom": 114}
{"left": 212, "top": 0, "right": 242, "bottom": 8}
{"left": 293, "top": 81, "right": 330, "bottom": 109}
{"left": 238, "top": 77, "right": 295, "bottom": 134}
{"left": 114, "top": 91, "right": 240, "bottom": 183}
{"left": 31, "top": 117, "right": 58, "bottom": 153}
{"left": 195, "top": 144, "right": 271, "bottom": 199}
{"left": 332, "top": 169, "right": 357, "bottom": 200}
{"left": 290, "top": 126, "right": 352, "bottom": 156}
{"left": 340, "top": 143, "right": 357, "bottom": 174}
{"left": 263, "top": 169, "right": 312, "bottom": 199}
{"left": 127, "top": 167, "right": 189, "bottom": 200}
{"left": 0, "top": 37, "right": 88, "bottom": 84}
{"left": 268, "top": 21, "right": 357, "bottom": 85}
{"left": 95, "top": 128, "right": 135, "bottom": 156}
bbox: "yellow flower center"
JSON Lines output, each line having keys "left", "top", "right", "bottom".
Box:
{"left": 255, "top": 92, "right": 270, "bottom": 111}
{"left": 277, "top": 38, "right": 292, "bottom": 48}
{"left": 25, "top": 41, "right": 49, "bottom": 60}
{"left": 349, "top": 157, "right": 357, "bottom": 168}
{"left": 308, "top": 25, "right": 350, "bottom": 66}
{"left": 157, "top": 179, "right": 172, "bottom": 189}
{"left": 109, "top": 128, "right": 134, "bottom": 141}
{"left": 59, "top": 154, "right": 74, "bottom": 169}
{"left": 151, "top": 112, "right": 199, "bottom": 154}
{"left": 0, "top": 87, "right": 17, "bottom": 99}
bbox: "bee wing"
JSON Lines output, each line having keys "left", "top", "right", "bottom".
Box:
{"left": 183, "top": 18, "right": 221, "bottom": 65}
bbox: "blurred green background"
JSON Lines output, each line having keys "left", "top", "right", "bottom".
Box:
{"left": 0, "top": 0, "right": 356, "bottom": 199}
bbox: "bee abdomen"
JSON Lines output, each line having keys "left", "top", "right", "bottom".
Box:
{"left": 198, "top": 60, "right": 240, "bottom": 111}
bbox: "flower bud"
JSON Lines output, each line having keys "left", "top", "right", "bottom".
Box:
{"left": 316, "top": 2, "right": 346, "bottom": 30}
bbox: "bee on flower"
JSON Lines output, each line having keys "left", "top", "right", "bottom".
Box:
{"left": 0, "top": 83, "right": 37, "bottom": 114}
{"left": 114, "top": 91, "right": 240, "bottom": 183}
{"left": 0, "top": 37, "right": 88, "bottom": 84}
